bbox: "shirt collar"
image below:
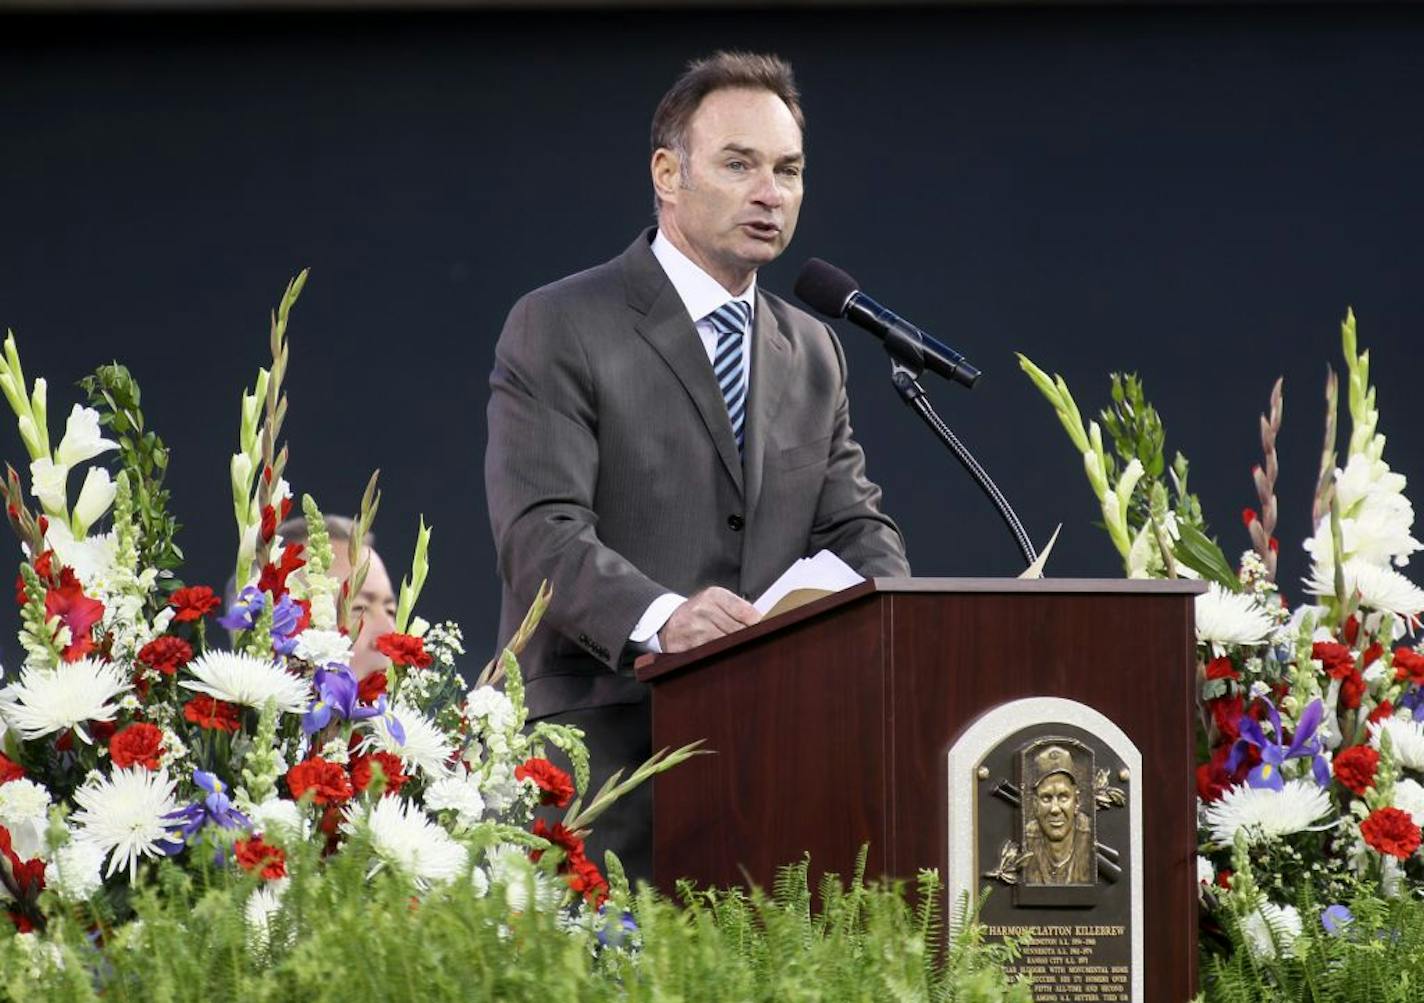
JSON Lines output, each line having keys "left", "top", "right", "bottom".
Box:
{"left": 651, "top": 229, "right": 757, "bottom": 325}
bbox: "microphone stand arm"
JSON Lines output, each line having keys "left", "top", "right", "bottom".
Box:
{"left": 885, "top": 344, "right": 1038, "bottom": 568}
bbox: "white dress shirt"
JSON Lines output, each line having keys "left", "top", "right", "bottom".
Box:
{"left": 628, "top": 231, "right": 758, "bottom": 653}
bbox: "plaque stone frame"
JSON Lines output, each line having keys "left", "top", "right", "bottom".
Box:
{"left": 948, "top": 697, "right": 1144, "bottom": 1003}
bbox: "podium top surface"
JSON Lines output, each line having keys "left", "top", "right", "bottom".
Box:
{"left": 634, "top": 576, "right": 1205, "bottom": 683}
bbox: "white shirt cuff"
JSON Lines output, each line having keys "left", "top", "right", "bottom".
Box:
{"left": 629, "top": 592, "right": 686, "bottom": 654}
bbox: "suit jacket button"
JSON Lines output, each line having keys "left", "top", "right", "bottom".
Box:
{"left": 727, "top": 514, "right": 744, "bottom": 531}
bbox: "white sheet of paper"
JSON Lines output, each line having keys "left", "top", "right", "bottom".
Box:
{"left": 753, "top": 549, "right": 865, "bottom": 616}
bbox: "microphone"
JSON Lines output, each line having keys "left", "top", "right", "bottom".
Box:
{"left": 794, "top": 258, "right": 981, "bottom": 389}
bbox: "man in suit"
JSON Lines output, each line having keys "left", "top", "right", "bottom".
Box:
{"left": 485, "top": 51, "right": 909, "bottom": 884}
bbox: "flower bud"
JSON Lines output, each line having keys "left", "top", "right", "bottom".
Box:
{"left": 29, "top": 457, "right": 69, "bottom": 514}
{"left": 72, "top": 466, "right": 117, "bottom": 537}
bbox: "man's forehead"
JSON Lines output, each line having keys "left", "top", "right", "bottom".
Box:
{"left": 689, "top": 89, "right": 802, "bottom": 150}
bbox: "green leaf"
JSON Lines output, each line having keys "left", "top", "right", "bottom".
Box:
{"left": 1175, "top": 522, "right": 1240, "bottom": 591}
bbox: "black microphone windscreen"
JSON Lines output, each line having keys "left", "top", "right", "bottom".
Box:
{"left": 794, "top": 258, "right": 861, "bottom": 318}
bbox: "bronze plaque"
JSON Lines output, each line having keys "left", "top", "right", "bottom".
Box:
{"left": 976, "top": 722, "right": 1134, "bottom": 1002}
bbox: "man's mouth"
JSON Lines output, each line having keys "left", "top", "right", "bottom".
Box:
{"left": 740, "top": 221, "right": 781, "bottom": 239}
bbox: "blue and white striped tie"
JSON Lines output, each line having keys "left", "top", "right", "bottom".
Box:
{"left": 706, "top": 300, "right": 752, "bottom": 455}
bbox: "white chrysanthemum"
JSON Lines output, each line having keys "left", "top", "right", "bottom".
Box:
{"left": 245, "top": 878, "right": 291, "bottom": 953}
{"left": 181, "top": 651, "right": 310, "bottom": 714}
{"left": 44, "top": 838, "right": 106, "bottom": 902}
{"left": 359, "top": 702, "right": 453, "bottom": 779}
{"left": 1197, "top": 855, "right": 1215, "bottom": 886}
{"left": 424, "top": 774, "right": 486, "bottom": 829}
{"left": 245, "top": 797, "right": 304, "bottom": 839}
{"left": 0, "top": 778, "right": 54, "bottom": 860}
{"left": 1306, "top": 558, "right": 1424, "bottom": 622}
{"left": 1395, "top": 778, "right": 1424, "bottom": 832}
{"left": 464, "top": 686, "right": 515, "bottom": 733}
{"left": 1195, "top": 584, "right": 1277, "bottom": 648}
{"left": 293, "top": 629, "right": 353, "bottom": 668}
{"left": 1242, "top": 901, "right": 1303, "bottom": 961}
{"left": 70, "top": 767, "right": 183, "bottom": 880}
{"left": 1371, "top": 717, "right": 1424, "bottom": 770}
{"left": 345, "top": 797, "right": 467, "bottom": 890}
{"left": 485, "top": 843, "right": 561, "bottom": 913}
{"left": 1204, "top": 780, "right": 1334, "bottom": 846}
{"left": 0, "top": 659, "right": 130, "bottom": 741}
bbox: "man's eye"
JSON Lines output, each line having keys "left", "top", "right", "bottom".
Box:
{"left": 778, "top": 166, "right": 802, "bottom": 178}
{"left": 727, "top": 160, "right": 747, "bottom": 172}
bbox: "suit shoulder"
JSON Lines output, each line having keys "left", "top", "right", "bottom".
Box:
{"left": 761, "top": 288, "right": 846, "bottom": 369}
{"left": 515, "top": 254, "right": 624, "bottom": 316}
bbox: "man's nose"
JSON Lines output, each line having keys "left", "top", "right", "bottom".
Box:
{"left": 752, "top": 168, "right": 784, "bottom": 207}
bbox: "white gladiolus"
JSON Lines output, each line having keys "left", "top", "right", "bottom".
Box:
{"left": 28, "top": 456, "right": 68, "bottom": 513}
{"left": 72, "top": 466, "right": 117, "bottom": 537}
{"left": 55, "top": 405, "right": 118, "bottom": 467}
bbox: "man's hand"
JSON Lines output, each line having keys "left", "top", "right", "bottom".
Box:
{"left": 658, "top": 586, "right": 761, "bottom": 653}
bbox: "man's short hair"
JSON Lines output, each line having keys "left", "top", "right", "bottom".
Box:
{"left": 275, "top": 513, "right": 374, "bottom": 549}
{"left": 650, "top": 51, "right": 804, "bottom": 209}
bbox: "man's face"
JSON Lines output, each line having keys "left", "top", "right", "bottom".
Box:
{"left": 329, "top": 545, "right": 397, "bottom": 680}
{"left": 653, "top": 87, "right": 805, "bottom": 291}
{"left": 1034, "top": 773, "right": 1078, "bottom": 843}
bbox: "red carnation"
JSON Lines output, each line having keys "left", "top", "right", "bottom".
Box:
{"left": 357, "top": 670, "right": 388, "bottom": 704}
{"left": 375, "top": 632, "right": 433, "bottom": 669}
{"left": 257, "top": 543, "right": 306, "bottom": 598}
{"left": 1394, "top": 648, "right": 1424, "bottom": 686}
{"left": 1344, "top": 615, "right": 1361, "bottom": 646}
{"left": 235, "top": 836, "right": 288, "bottom": 880}
{"left": 1362, "top": 642, "right": 1385, "bottom": 668}
{"left": 515, "top": 757, "right": 575, "bottom": 808}
{"left": 109, "top": 723, "right": 164, "bottom": 770}
{"left": 1209, "top": 695, "right": 1246, "bottom": 743}
{"left": 1333, "top": 744, "right": 1380, "bottom": 796}
{"left": 1370, "top": 700, "right": 1395, "bottom": 724}
{"left": 168, "top": 585, "right": 222, "bottom": 623}
{"left": 568, "top": 852, "right": 609, "bottom": 908}
{"left": 1313, "top": 641, "right": 1357, "bottom": 680}
{"left": 350, "top": 751, "right": 408, "bottom": 796}
{"left": 0, "top": 753, "right": 24, "bottom": 785}
{"left": 1341, "top": 669, "right": 1367, "bottom": 711}
{"left": 1361, "top": 806, "right": 1422, "bottom": 860}
{"left": 45, "top": 568, "right": 104, "bottom": 662}
{"left": 1204, "top": 656, "right": 1240, "bottom": 682}
{"left": 137, "top": 635, "right": 193, "bottom": 675}
{"left": 286, "top": 757, "right": 353, "bottom": 805}
{"left": 183, "top": 695, "right": 241, "bottom": 733}
{"left": 530, "top": 818, "right": 585, "bottom": 864}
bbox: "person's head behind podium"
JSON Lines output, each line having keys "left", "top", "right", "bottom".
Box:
{"left": 226, "top": 514, "right": 397, "bottom": 680}
{"left": 650, "top": 51, "right": 806, "bottom": 294}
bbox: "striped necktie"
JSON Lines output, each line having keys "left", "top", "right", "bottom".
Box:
{"left": 706, "top": 300, "right": 752, "bottom": 454}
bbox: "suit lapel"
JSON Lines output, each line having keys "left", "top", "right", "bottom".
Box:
{"left": 742, "top": 291, "right": 791, "bottom": 523}
{"left": 626, "top": 236, "right": 744, "bottom": 495}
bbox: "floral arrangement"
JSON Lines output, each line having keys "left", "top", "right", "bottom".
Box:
{"left": 0, "top": 272, "right": 694, "bottom": 949}
{"left": 1021, "top": 310, "right": 1424, "bottom": 965}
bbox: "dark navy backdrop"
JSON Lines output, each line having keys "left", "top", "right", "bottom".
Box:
{"left": 2, "top": 4, "right": 1422, "bottom": 667}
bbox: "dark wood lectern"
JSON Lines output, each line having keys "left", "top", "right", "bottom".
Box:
{"left": 635, "top": 577, "right": 1202, "bottom": 1001}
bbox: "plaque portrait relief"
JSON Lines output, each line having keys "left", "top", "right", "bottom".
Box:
{"left": 1020, "top": 741, "right": 1096, "bottom": 888}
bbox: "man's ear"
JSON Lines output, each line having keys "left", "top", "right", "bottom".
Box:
{"left": 651, "top": 147, "right": 682, "bottom": 207}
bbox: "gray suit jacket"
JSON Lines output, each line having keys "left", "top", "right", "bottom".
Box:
{"left": 485, "top": 229, "right": 909, "bottom": 719}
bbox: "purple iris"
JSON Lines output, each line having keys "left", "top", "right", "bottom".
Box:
{"left": 270, "top": 593, "right": 303, "bottom": 656}
{"left": 165, "top": 769, "right": 252, "bottom": 842}
{"left": 1321, "top": 904, "right": 1354, "bottom": 936}
{"left": 1399, "top": 685, "right": 1424, "bottom": 716}
{"left": 596, "top": 907, "right": 638, "bottom": 948}
{"left": 1227, "top": 697, "right": 1329, "bottom": 790}
{"left": 218, "top": 586, "right": 265, "bottom": 632}
{"left": 302, "top": 664, "right": 406, "bottom": 745}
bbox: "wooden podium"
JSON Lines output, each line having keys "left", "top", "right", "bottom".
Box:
{"left": 635, "top": 577, "right": 1202, "bottom": 1001}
